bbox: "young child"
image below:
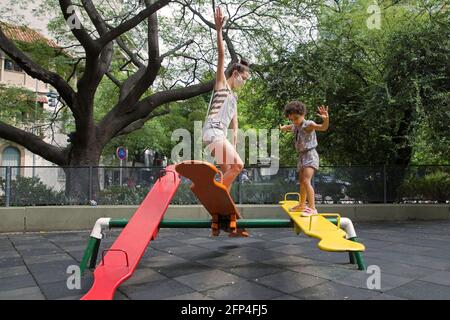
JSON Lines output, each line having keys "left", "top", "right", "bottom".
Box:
{"left": 279, "top": 101, "right": 329, "bottom": 216}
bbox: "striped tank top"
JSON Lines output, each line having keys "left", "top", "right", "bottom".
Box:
{"left": 205, "top": 83, "right": 237, "bottom": 129}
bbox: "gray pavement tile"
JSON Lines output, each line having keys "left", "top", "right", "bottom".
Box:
{"left": 419, "top": 271, "right": 450, "bottom": 287}
{"left": 174, "top": 270, "right": 243, "bottom": 291}
{"left": 271, "top": 295, "right": 301, "bottom": 300}
{"left": 267, "top": 244, "right": 319, "bottom": 256}
{"left": 272, "top": 236, "right": 316, "bottom": 245}
{"left": 15, "top": 243, "right": 59, "bottom": 251}
{"left": 368, "top": 250, "right": 450, "bottom": 270}
{"left": 66, "top": 250, "right": 86, "bottom": 262}
{"left": 383, "top": 243, "right": 438, "bottom": 255}
{"left": 356, "top": 238, "right": 395, "bottom": 249}
{"left": 0, "top": 256, "right": 24, "bottom": 268}
{"left": 292, "top": 281, "right": 380, "bottom": 300}
{"left": 120, "top": 279, "right": 195, "bottom": 300}
{"left": 140, "top": 254, "right": 189, "bottom": 268}
{"left": 203, "top": 280, "right": 284, "bottom": 300}
{"left": 0, "top": 286, "right": 45, "bottom": 300}
{"left": 195, "top": 254, "right": 254, "bottom": 268}
{"left": 163, "top": 292, "right": 213, "bottom": 300}
{"left": 257, "top": 270, "right": 328, "bottom": 294}
{"left": 368, "top": 293, "right": 407, "bottom": 300}
{"left": 154, "top": 261, "right": 213, "bottom": 278}
{"left": 262, "top": 255, "right": 328, "bottom": 268}
{"left": 288, "top": 264, "right": 358, "bottom": 281}
{"left": 0, "top": 273, "right": 37, "bottom": 291}
{"left": 363, "top": 258, "right": 437, "bottom": 279}
{"left": 22, "top": 253, "right": 76, "bottom": 265}
{"left": 149, "top": 239, "right": 187, "bottom": 249}
{"left": 240, "top": 240, "right": 287, "bottom": 250}
{"left": 0, "top": 265, "right": 29, "bottom": 279}
{"left": 334, "top": 270, "right": 413, "bottom": 292}
{"left": 39, "top": 276, "right": 94, "bottom": 300}
{"left": 225, "top": 263, "right": 285, "bottom": 279}
{"left": 224, "top": 247, "right": 286, "bottom": 262}
{"left": 16, "top": 248, "right": 65, "bottom": 258}
{"left": 182, "top": 237, "right": 219, "bottom": 246}
{"left": 27, "top": 261, "right": 80, "bottom": 285}
{"left": 0, "top": 251, "right": 20, "bottom": 259}
{"left": 121, "top": 267, "right": 168, "bottom": 286}
{"left": 386, "top": 280, "right": 450, "bottom": 300}
{"left": 224, "top": 237, "right": 266, "bottom": 245}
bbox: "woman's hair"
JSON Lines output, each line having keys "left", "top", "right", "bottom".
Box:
{"left": 225, "top": 58, "right": 250, "bottom": 78}
{"left": 284, "top": 100, "right": 307, "bottom": 117}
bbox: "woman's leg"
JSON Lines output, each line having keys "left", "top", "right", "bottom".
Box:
{"left": 207, "top": 139, "right": 243, "bottom": 191}
{"left": 301, "top": 167, "right": 316, "bottom": 211}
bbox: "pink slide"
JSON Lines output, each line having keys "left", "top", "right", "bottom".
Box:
{"left": 81, "top": 165, "right": 181, "bottom": 300}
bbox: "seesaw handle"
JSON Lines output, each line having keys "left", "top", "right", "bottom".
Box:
{"left": 284, "top": 192, "right": 301, "bottom": 202}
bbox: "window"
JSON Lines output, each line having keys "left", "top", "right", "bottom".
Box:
{"left": 4, "top": 59, "right": 13, "bottom": 71}
{"left": 1, "top": 146, "right": 20, "bottom": 179}
{"left": 4, "top": 59, "right": 23, "bottom": 72}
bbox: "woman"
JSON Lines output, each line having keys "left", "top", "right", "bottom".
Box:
{"left": 202, "top": 7, "right": 250, "bottom": 237}
{"left": 202, "top": 7, "right": 250, "bottom": 192}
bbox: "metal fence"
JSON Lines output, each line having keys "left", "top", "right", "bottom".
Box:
{"left": 0, "top": 165, "right": 448, "bottom": 206}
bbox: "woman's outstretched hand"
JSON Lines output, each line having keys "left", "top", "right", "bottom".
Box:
{"left": 214, "top": 7, "right": 225, "bottom": 31}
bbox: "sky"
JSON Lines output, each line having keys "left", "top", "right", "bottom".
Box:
{"left": 0, "top": 0, "right": 51, "bottom": 37}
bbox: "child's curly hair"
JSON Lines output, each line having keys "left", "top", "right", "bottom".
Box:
{"left": 284, "top": 100, "right": 307, "bottom": 117}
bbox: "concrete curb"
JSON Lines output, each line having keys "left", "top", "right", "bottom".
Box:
{"left": 0, "top": 204, "right": 449, "bottom": 233}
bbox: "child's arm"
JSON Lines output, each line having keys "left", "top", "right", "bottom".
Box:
{"left": 279, "top": 124, "right": 294, "bottom": 132}
{"left": 214, "top": 7, "right": 226, "bottom": 90}
{"left": 306, "top": 105, "right": 329, "bottom": 132}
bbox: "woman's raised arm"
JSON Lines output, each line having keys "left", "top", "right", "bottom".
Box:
{"left": 214, "top": 7, "right": 226, "bottom": 90}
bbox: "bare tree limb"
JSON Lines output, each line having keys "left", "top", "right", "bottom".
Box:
{"left": 0, "top": 120, "right": 67, "bottom": 166}
{"left": 97, "top": 0, "right": 170, "bottom": 49}
{"left": 0, "top": 27, "right": 78, "bottom": 118}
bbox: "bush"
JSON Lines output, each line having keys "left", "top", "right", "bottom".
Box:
{"left": 0, "top": 176, "right": 66, "bottom": 206}
{"left": 399, "top": 171, "right": 450, "bottom": 203}
{"left": 98, "top": 185, "right": 151, "bottom": 205}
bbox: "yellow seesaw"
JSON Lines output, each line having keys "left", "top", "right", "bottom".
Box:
{"left": 280, "top": 193, "right": 366, "bottom": 269}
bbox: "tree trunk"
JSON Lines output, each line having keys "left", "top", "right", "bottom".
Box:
{"left": 63, "top": 136, "right": 102, "bottom": 204}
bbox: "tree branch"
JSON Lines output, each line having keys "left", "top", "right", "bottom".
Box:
{"left": 97, "top": 0, "right": 170, "bottom": 49}
{"left": 114, "top": 105, "right": 171, "bottom": 137}
{"left": 0, "top": 27, "right": 78, "bottom": 118}
{"left": 59, "top": 0, "right": 99, "bottom": 53}
{"left": 0, "top": 121, "right": 67, "bottom": 166}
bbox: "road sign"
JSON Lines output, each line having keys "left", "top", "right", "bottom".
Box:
{"left": 116, "top": 147, "right": 127, "bottom": 160}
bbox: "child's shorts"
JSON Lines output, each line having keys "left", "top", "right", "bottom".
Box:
{"left": 202, "top": 120, "right": 227, "bottom": 145}
{"left": 297, "top": 148, "right": 319, "bottom": 172}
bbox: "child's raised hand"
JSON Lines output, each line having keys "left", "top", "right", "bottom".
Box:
{"left": 214, "top": 7, "right": 225, "bottom": 31}
{"left": 317, "top": 105, "right": 329, "bottom": 120}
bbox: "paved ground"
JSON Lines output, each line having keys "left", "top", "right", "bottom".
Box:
{"left": 1, "top": 220, "right": 450, "bottom": 300}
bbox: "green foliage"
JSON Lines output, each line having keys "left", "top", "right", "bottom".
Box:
{"left": 399, "top": 171, "right": 450, "bottom": 203}
{"left": 0, "top": 176, "right": 66, "bottom": 206}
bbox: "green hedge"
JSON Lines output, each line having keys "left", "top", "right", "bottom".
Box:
{"left": 0, "top": 176, "right": 66, "bottom": 206}
{"left": 399, "top": 171, "right": 450, "bottom": 202}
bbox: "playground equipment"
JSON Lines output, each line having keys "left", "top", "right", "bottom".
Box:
{"left": 80, "top": 161, "right": 365, "bottom": 300}
{"left": 175, "top": 160, "right": 247, "bottom": 236}
{"left": 81, "top": 165, "right": 180, "bottom": 300}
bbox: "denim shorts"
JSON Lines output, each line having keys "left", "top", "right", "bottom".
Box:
{"left": 297, "top": 148, "right": 319, "bottom": 172}
{"left": 202, "top": 120, "right": 227, "bottom": 145}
